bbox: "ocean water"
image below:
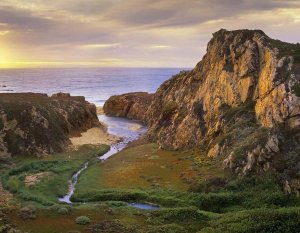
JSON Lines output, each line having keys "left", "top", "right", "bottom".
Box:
{"left": 0, "top": 67, "right": 182, "bottom": 106}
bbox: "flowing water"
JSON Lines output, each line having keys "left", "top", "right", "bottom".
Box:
{"left": 0, "top": 67, "right": 169, "bottom": 208}
{"left": 128, "top": 203, "right": 160, "bottom": 210}
{"left": 58, "top": 115, "right": 147, "bottom": 204}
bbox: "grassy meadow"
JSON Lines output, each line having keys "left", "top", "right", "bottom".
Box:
{"left": 1, "top": 143, "right": 300, "bottom": 232}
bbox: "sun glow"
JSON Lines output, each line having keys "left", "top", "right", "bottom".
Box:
{"left": 0, "top": 49, "right": 12, "bottom": 68}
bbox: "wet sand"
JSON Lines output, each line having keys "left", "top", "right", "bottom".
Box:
{"left": 96, "top": 106, "right": 104, "bottom": 115}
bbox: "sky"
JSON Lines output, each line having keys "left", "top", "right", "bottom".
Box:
{"left": 0, "top": 0, "right": 299, "bottom": 68}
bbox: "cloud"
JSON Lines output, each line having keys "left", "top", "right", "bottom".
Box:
{"left": 0, "top": 0, "right": 299, "bottom": 67}
{"left": 79, "top": 43, "right": 121, "bottom": 49}
{"left": 104, "top": 0, "right": 298, "bottom": 28}
{"left": 149, "top": 45, "right": 172, "bottom": 49}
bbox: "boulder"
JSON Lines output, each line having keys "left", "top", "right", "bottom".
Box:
{"left": 103, "top": 92, "right": 153, "bottom": 122}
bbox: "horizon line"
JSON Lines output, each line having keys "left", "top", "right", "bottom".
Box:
{"left": 0, "top": 66, "right": 193, "bottom": 70}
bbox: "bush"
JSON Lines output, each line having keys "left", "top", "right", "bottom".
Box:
{"left": 0, "top": 153, "right": 12, "bottom": 163}
{"left": 72, "top": 189, "right": 148, "bottom": 202}
{"left": 75, "top": 216, "right": 91, "bottom": 225}
{"left": 143, "top": 223, "right": 187, "bottom": 233}
{"left": 17, "top": 205, "right": 37, "bottom": 220}
{"left": 292, "top": 83, "right": 300, "bottom": 97}
{"left": 57, "top": 207, "right": 69, "bottom": 215}
{"left": 193, "top": 192, "right": 242, "bottom": 212}
{"left": 162, "top": 101, "right": 177, "bottom": 116}
{"left": 150, "top": 207, "right": 208, "bottom": 222}
{"left": 199, "top": 207, "right": 300, "bottom": 233}
{"left": 88, "top": 220, "right": 130, "bottom": 233}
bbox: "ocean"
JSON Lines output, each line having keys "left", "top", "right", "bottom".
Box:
{"left": 0, "top": 67, "right": 183, "bottom": 106}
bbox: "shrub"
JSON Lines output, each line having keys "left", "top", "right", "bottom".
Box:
{"left": 193, "top": 192, "right": 242, "bottom": 212}
{"left": 292, "top": 83, "right": 300, "bottom": 97}
{"left": 0, "top": 117, "right": 3, "bottom": 131}
{"left": 17, "top": 205, "right": 37, "bottom": 220}
{"left": 72, "top": 189, "right": 148, "bottom": 202}
{"left": 75, "top": 216, "right": 91, "bottom": 225}
{"left": 150, "top": 207, "right": 208, "bottom": 222}
{"left": 143, "top": 223, "right": 187, "bottom": 233}
{"left": 162, "top": 101, "right": 177, "bottom": 116}
{"left": 88, "top": 220, "right": 130, "bottom": 233}
{"left": 57, "top": 207, "right": 69, "bottom": 215}
{"left": 199, "top": 207, "right": 300, "bottom": 233}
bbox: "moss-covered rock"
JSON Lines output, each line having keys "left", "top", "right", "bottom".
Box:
{"left": 0, "top": 93, "right": 101, "bottom": 157}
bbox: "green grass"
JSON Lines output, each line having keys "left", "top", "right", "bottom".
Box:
{"left": 2, "top": 143, "right": 300, "bottom": 233}
{"left": 2, "top": 144, "right": 109, "bottom": 205}
{"left": 72, "top": 144, "right": 298, "bottom": 213}
{"left": 199, "top": 207, "right": 300, "bottom": 233}
{"left": 74, "top": 143, "right": 203, "bottom": 192}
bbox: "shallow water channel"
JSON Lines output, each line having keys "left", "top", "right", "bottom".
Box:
{"left": 59, "top": 115, "right": 155, "bottom": 210}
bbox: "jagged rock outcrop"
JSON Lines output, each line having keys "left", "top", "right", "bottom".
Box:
{"left": 144, "top": 29, "right": 300, "bottom": 192}
{"left": 104, "top": 29, "right": 300, "bottom": 192}
{"left": 0, "top": 93, "right": 100, "bottom": 157}
{"left": 103, "top": 92, "right": 153, "bottom": 122}
{"left": 146, "top": 29, "right": 300, "bottom": 149}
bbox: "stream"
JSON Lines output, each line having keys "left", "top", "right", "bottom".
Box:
{"left": 58, "top": 115, "right": 147, "bottom": 204}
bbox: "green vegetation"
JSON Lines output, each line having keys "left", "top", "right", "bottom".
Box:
{"left": 17, "top": 205, "right": 37, "bottom": 220}
{"left": 209, "top": 101, "right": 271, "bottom": 169}
{"left": 74, "top": 143, "right": 202, "bottom": 193}
{"left": 1, "top": 142, "right": 300, "bottom": 232}
{"left": 0, "top": 117, "right": 4, "bottom": 131}
{"left": 0, "top": 93, "right": 99, "bottom": 156}
{"left": 75, "top": 215, "right": 91, "bottom": 225}
{"left": 221, "top": 101, "right": 256, "bottom": 124}
{"left": 1, "top": 144, "right": 109, "bottom": 205}
{"left": 199, "top": 207, "right": 300, "bottom": 233}
{"left": 4, "top": 130, "right": 22, "bottom": 155}
{"left": 162, "top": 101, "right": 177, "bottom": 117}
{"left": 269, "top": 39, "right": 300, "bottom": 64}
{"left": 292, "top": 82, "right": 300, "bottom": 97}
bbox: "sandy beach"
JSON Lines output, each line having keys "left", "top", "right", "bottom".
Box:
{"left": 96, "top": 106, "right": 104, "bottom": 115}
{"left": 69, "top": 126, "right": 119, "bottom": 148}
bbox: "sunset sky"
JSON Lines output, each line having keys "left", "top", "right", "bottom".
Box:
{"left": 0, "top": 0, "right": 299, "bottom": 68}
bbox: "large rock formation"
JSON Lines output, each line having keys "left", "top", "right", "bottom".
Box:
{"left": 0, "top": 93, "right": 100, "bottom": 157}
{"left": 103, "top": 92, "right": 153, "bottom": 122}
{"left": 104, "top": 29, "right": 300, "bottom": 192}
{"left": 147, "top": 29, "right": 300, "bottom": 149}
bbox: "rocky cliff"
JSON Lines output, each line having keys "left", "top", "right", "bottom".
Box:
{"left": 147, "top": 29, "right": 299, "bottom": 147}
{"left": 103, "top": 92, "right": 153, "bottom": 122}
{"left": 104, "top": 29, "right": 300, "bottom": 193}
{"left": 0, "top": 93, "right": 100, "bottom": 158}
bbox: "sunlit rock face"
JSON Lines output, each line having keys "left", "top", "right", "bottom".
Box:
{"left": 146, "top": 29, "right": 300, "bottom": 149}
{"left": 103, "top": 29, "right": 300, "bottom": 191}
{"left": 103, "top": 92, "right": 153, "bottom": 123}
{"left": 141, "top": 29, "right": 300, "bottom": 192}
{"left": 0, "top": 93, "right": 101, "bottom": 157}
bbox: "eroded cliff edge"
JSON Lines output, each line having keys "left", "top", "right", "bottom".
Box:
{"left": 103, "top": 92, "right": 153, "bottom": 122}
{"left": 0, "top": 93, "right": 101, "bottom": 158}
{"left": 104, "top": 29, "right": 300, "bottom": 193}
